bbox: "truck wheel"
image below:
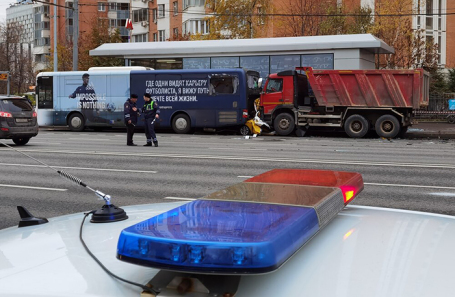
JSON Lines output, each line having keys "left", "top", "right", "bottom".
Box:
{"left": 274, "top": 113, "right": 295, "bottom": 136}
{"left": 239, "top": 125, "right": 250, "bottom": 136}
{"left": 344, "top": 114, "right": 369, "bottom": 138}
{"left": 12, "top": 137, "right": 30, "bottom": 145}
{"left": 68, "top": 113, "right": 85, "bottom": 132}
{"left": 172, "top": 114, "right": 191, "bottom": 134}
{"left": 375, "top": 115, "right": 400, "bottom": 138}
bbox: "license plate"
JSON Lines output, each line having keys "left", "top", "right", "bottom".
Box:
{"left": 16, "top": 118, "right": 28, "bottom": 123}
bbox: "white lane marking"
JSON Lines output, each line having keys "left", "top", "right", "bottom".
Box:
{"left": 0, "top": 184, "right": 67, "bottom": 191}
{"left": 68, "top": 138, "right": 111, "bottom": 141}
{"left": 3, "top": 148, "right": 455, "bottom": 170}
{"left": 209, "top": 148, "right": 267, "bottom": 151}
{"left": 428, "top": 192, "right": 455, "bottom": 197}
{"left": 236, "top": 177, "right": 455, "bottom": 191}
{"left": 164, "top": 197, "right": 197, "bottom": 201}
{"left": 28, "top": 142, "right": 62, "bottom": 145}
{"left": 364, "top": 182, "right": 455, "bottom": 190}
{"left": 0, "top": 163, "right": 157, "bottom": 174}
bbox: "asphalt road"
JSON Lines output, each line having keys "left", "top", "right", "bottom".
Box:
{"left": 1, "top": 129, "right": 455, "bottom": 230}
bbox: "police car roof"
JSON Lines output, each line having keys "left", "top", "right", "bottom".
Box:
{"left": 1, "top": 202, "right": 454, "bottom": 296}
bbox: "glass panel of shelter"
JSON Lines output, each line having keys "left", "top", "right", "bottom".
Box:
{"left": 130, "top": 54, "right": 334, "bottom": 75}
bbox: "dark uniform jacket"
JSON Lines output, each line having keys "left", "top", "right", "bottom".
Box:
{"left": 124, "top": 99, "right": 139, "bottom": 124}
{"left": 142, "top": 100, "right": 160, "bottom": 120}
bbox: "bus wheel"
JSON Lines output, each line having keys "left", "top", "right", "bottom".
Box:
{"left": 273, "top": 113, "right": 295, "bottom": 136}
{"left": 375, "top": 115, "right": 400, "bottom": 138}
{"left": 13, "top": 137, "right": 30, "bottom": 145}
{"left": 240, "top": 125, "right": 250, "bottom": 136}
{"left": 68, "top": 113, "right": 85, "bottom": 132}
{"left": 172, "top": 114, "right": 191, "bottom": 134}
{"left": 344, "top": 114, "right": 369, "bottom": 138}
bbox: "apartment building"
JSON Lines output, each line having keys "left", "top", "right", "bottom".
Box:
{"left": 338, "top": 0, "right": 452, "bottom": 67}
{"left": 6, "top": 1, "right": 51, "bottom": 71}
{"left": 7, "top": 0, "right": 454, "bottom": 69}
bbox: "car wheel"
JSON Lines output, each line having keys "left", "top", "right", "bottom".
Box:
{"left": 375, "top": 115, "right": 400, "bottom": 138}
{"left": 68, "top": 113, "right": 85, "bottom": 132}
{"left": 240, "top": 125, "right": 250, "bottom": 136}
{"left": 344, "top": 114, "right": 369, "bottom": 138}
{"left": 172, "top": 114, "right": 191, "bottom": 134}
{"left": 13, "top": 137, "right": 30, "bottom": 145}
{"left": 273, "top": 113, "right": 295, "bottom": 136}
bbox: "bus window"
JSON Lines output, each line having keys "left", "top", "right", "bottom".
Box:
{"left": 246, "top": 72, "right": 260, "bottom": 90}
{"left": 210, "top": 75, "right": 239, "bottom": 95}
{"left": 37, "top": 76, "right": 53, "bottom": 109}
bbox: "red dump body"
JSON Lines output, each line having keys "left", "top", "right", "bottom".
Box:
{"left": 302, "top": 67, "right": 429, "bottom": 109}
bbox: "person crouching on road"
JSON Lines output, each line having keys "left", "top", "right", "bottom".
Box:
{"left": 124, "top": 94, "right": 139, "bottom": 146}
{"left": 142, "top": 93, "right": 160, "bottom": 147}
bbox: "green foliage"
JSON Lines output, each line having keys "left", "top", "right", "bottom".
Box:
{"left": 429, "top": 69, "right": 447, "bottom": 94}
{"left": 447, "top": 69, "right": 455, "bottom": 93}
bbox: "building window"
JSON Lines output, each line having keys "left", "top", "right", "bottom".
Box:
{"left": 257, "top": 6, "right": 265, "bottom": 25}
{"left": 183, "top": 19, "right": 209, "bottom": 35}
{"left": 109, "top": 2, "right": 129, "bottom": 11}
{"left": 133, "top": 8, "right": 148, "bottom": 22}
{"left": 153, "top": 33, "right": 157, "bottom": 42}
{"left": 134, "top": 33, "right": 148, "bottom": 42}
{"left": 158, "top": 4, "right": 165, "bottom": 18}
{"left": 183, "top": 0, "right": 204, "bottom": 10}
{"left": 173, "top": 1, "right": 178, "bottom": 16}
{"left": 152, "top": 9, "right": 157, "bottom": 23}
{"left": 98, "top": 2, "right": 106, "bottom": 12}
{"left": 173, "top": 28, "right": 179, "bottom": 39}
{"left": 158, "top": 30, "right": 166, "bottom": 41}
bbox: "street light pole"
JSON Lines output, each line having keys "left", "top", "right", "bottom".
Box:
{"left": 73, "top": 0, "right": 79, "bottom": 71}
{"left": 54, "top": 0, "right": 57, "bottom": 72}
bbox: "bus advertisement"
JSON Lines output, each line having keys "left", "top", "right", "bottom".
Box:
{"left": 36, "top": 68, "right": 261, "bottom": 133}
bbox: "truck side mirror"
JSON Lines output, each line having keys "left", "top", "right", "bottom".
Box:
{"left": 258, "top": 78, "right": 263, "bottom": 89}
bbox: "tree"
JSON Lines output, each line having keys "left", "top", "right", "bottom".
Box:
{"left": 447, "top": 69, "right": 455, "bottom": 93}
{"left": 202, "top": 0, "right": 272, "bottom": 39}
{"left": 274, "top": 0, "right": 327, "bottom": 37}
{"left": 276, "top": 1, "right": 373, "bottom": 37}
{"left": 0, "top": 22, "right": 35, "bottom": 95}
{"left": 46, "top": 17, "right": 124, "bottom": 72}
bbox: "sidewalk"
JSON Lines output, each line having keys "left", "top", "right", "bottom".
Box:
{"left": 406, "top": 122, "right": 455, "bottom": 139}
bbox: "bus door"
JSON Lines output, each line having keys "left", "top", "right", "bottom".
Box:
{"left": 209, "top": 74, "right": 241, "bottom": 127}
{"left": 36, "top": 76, "right": 54, "bottom": 126}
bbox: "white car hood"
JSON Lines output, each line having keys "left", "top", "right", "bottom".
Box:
{"left": 0, "top": 203, "right": 454, "bottom": 297}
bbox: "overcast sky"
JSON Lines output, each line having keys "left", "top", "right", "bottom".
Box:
{"left": 0, "top": 1, "right": 15, "bottom": 24}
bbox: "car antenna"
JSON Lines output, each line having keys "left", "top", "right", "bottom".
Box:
{"left": 1, "top": 141, "right": 128, "bottom": 223}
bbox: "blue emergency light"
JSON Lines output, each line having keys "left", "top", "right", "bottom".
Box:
{"left": 117, "top": 169, "right": 364, "bottom": 274}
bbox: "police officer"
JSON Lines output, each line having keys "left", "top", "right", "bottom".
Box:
{"left": 124, "top": 94, "right": 140, "bottom": 146}
{"left": 142, "top": 93, "right": 160, "bottom": 147}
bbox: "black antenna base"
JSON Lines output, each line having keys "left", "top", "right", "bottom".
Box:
{"left": 17, "top": 206, "right": 49, "bottom": 228}
{"left": 90, "top": 204, "right": 128, "bottom": 223}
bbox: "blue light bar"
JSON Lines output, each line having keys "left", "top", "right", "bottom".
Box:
{"left": 117, "top": 200, "right": 319, "bottom": 274}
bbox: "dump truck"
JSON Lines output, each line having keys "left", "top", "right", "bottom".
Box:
{"left": 259, "top": 67, "right": 430, "bottom": 138}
